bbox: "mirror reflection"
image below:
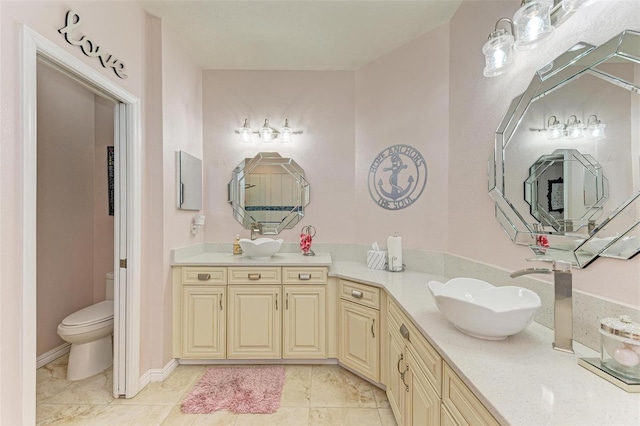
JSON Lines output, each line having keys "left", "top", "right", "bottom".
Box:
{"left": 524, "top": 149, "right": 608, "bottom": 233}
{"left": 228, "top": 152, "right": 310, "bottom": 235}
{"left": 177, "top": 151, "right": 203, "bottom": 211}
{"left": 489, "top": 30, "right": 640, "bottom": 267}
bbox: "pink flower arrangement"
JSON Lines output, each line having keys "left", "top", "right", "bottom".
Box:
{"left": 536, "top": 235, "right": 549, "bottom": 248}
{"left": 300, "top": 232, "right": 312, "bottom": 254}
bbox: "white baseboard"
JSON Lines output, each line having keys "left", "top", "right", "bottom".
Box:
{"left": 138, "top": 358, "right": 179, "bottom": 390}
{"left": 36, "top": 343, "right": 71, "bottom": 368}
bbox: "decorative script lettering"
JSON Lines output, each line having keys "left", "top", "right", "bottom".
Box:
{"left": 58, "top": 10, "right": 128, "bottom": 79}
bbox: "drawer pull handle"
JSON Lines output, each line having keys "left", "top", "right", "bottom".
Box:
{"left": 220, "top": 298, "right": 223, "bottom": 311}
{"left": 275, "top": 297, "right": 278, "bottom": 310}
{"left": 397, "top": 353, "right": 404, "bottom": 375}
{"left": 399, "top": 324, "right": 409, "bottom": 340}
{"left": 402, "top": 365, "right": 409, "bottom": 392}
{"left": 371, "top": 319, "right": 375, "bottom": 338}
{"left": 197, "top": 273, "right": 211, "bottom": 281}
{"left": 248, "top": 273, "right": 261, "bottom": 280}
{"left": 351, "top": 290, "right": 363, "bottom": 299}
{"left": 298, "top": 273, "right": 311, "bottom": 280}
{"left": 286, "top": 293, "right": 289, "bottom": 310}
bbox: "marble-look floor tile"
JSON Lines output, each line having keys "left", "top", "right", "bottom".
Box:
{"left": 36, "top": 404, "right": 106, "bottom": 425}
{"left": 280, "top": 365, "right": 312, "bottom": 407}
{"left": 37, "top": 362, "right": 72, "bottom": 403}
{"left": 309, "top": 365, "right": 376, "bottom": 408}
{"left": 44, "top": 368, "right": 113, "bottom": 405}
{"left": 371, "top": 385, "right": 390, "bottom": 409}
{"left": 378, "top": 408, "right": 398, "bottom": 426}
{"left": 161, "top": 405, "right": 238, "bottom": 426}
{"left": 235, "top": 407, "right": 309, "bottom": 425}
{"left": 74, "top": 404, "right": 173, "bottom": 425}
{"left": 309, "top": 407, "right": 382, "bottom": 426}
{"left": 113, "top": 365, "right": 205, "bottom": 406}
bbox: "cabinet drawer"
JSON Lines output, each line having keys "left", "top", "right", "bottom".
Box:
{"left": 282, "top": 267, "right": 328, "bottom": 284}
{"left": 442, "top": 363, "right": 499, "bottom": 426}
{"left": 339, "top": 280, "right": 380, "bottom": 310}
{"left": 181, "top": 267, "right": 227, "bottom": 285}
{"left": 228, "top": 267, "right": 281, "bottom": 284}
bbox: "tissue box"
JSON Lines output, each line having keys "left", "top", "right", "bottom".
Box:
{"left": 367, "top": 250, "right": 387, "bottom": 270}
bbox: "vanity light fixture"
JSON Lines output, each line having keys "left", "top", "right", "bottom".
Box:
{"left": 483, "top": 18, "right": 516, "bottom": 77}
{"left": 513, "top": 0, "right": 555, "bottom": 51}
{"left": 238, "top": 118, "right": 253, "bottom": 143}
{"left": 546, "top": 115, "right": 565, "bottom": 140}
{"left": 586, "top": 115, "right": 606, "bottom": 140}
{"left": 565, "top": 115, "right": 585, "bottom": 139}
{"left": 235, "top": 118, "right": 302, "bottom": 143}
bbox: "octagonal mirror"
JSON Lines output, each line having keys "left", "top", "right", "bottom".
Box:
{"left": 489, "top": 30, "right": 640, "bottom": 267}
{"left": 228, "top": 152, "right": 310, "bottom": 234}
{"left": 524, "top": 149, "right": 609, "bottom": 232}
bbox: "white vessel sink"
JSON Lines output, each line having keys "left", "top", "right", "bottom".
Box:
{"left": 239, "top": 238, "right": 283, "bottom": 259}
{"left": 428, "top": 277, "right": 541, "bottom": 340}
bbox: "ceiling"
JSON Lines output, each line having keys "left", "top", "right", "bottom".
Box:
{"left": 139, "top": 1, "right": 462, "bottom": 71}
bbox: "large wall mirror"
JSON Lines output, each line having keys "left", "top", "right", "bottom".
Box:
{"left": 489, "top": 30, "right": 640, "bottom": 268}
{"left": 228, "top": 152, "right": 310, "bottom": 234}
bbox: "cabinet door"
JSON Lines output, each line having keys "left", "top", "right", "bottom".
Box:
{"left": 283, "top": 286, "right": 326, "bottom": 359}
{"left": 338, "top": 299, "right": 379, "bottom": 381}
{"left": 386, "top": 325, "right": 406, "bottom": 425}
{"left": 405, "top": 348, "right": 440, "bottom": 426}
{"left": 182, "top": 286, "right": 225, "bottom": 358}
{"left": 227, "top": 285, "right": 281, "bottom": 359}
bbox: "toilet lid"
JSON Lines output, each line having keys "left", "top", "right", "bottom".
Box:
{"left": 62, "top": 300, "right": 114, "bottom": 327}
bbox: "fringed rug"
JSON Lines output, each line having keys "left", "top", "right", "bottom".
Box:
{"left": 181, "top": 366, "right": 286, "bottom": 414}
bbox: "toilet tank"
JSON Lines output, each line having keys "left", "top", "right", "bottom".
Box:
{"left": 106, "top": 272, "right": 114, "bottom": 300}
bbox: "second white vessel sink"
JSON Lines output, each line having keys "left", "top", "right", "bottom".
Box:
{"left": 428, "top": 277, "right": 541, "bottom": 340}
{"left": 239, "top": 238, "right": 283, "bottom": 260}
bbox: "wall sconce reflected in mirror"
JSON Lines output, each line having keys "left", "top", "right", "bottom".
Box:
{"left": 586, "top": 115, "right": 606, "bottom": 140}
{"left": 546, "top": 115, "right": 565, "bottom": 140}
{"left": 236, "top": 118, "right": 302, "bottom": 143}
{"left": 565, "top": 115, "right": 584, "bottom": 139}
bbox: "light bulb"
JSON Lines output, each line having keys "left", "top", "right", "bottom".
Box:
{"left": 280, "top": 119, "right": 293, "bottom": 143}
{"left": 482, "top": 29, "right": 515, "bottom": 77}
{"left": 238, "top": 118, "right": 252, "bottom": 143}
{"left": 259, "top": 119, "right": 273, "bottom": 142}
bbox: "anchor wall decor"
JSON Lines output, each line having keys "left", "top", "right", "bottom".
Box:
{"left": 367, "top": 144, "right": 428, "bottom": 210}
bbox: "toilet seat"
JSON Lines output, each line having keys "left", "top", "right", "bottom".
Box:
{"left": 61, "top": 300, "right": 114, "bottom": 328}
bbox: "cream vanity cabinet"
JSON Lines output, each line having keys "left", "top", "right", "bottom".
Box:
{"left": 174, "top": 264, "right": 328, "bottom": 361}
{"left": 387, "top": 300, "right": 499, "bottom": 426}
{"left": 174, "top": 267, "right": 227, "bottom": 359}
{"left": 338, "top": 279, "right": 381, "bottom": 381}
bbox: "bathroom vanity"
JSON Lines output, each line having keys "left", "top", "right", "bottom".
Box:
{"left": 172, "top": 248, "right": 640, "bottom": 425}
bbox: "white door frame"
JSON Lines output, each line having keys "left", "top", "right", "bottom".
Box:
{"left": 21, "top": 25, "right": 141, "bottom": 422}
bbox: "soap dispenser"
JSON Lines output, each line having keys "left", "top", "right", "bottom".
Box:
{"left": 233, "top": 234, "right": 242, "bottom": 255}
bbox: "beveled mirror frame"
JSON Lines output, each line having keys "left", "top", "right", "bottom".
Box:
{"left": 488, "top": 30, "right": 640, "bottom": 268}
{"left": 228, "top": 152, "right": 310, "bottom": 235}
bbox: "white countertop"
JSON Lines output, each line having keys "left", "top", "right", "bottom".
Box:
{"left": 172, "top": 251, "right": 332, "bottom": 267}
{"left": 330, "top": 261, "right": 640, "bottom": 426}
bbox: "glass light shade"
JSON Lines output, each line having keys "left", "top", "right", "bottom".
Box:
{"left": 259, "top": 119, "right": 274, "bottom": 142}
{"left": 566, "top": 121, "right": 585, "bottom": 139}
{"left": 280, "top": 120, "right": 293, "bottom": 143}
{"left": 547, "top": 123, "right": 565, "bottom": 140}
{"left": 238, "top": 119, "right": 253, "bottom": 143}
{"left": 482, "top": 30, "right": 515, "bottom": 77}
{"left": 513, "top": 0, "right": 555, "bottom": 51}
{"left": 562, "top": 0, "right": 589, "bottom": 12}
{"left": 588, "top": 122, "right": 606, "bottom": 140}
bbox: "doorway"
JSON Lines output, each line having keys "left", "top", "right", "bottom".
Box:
{"left": 21, "top": 26, "right": 142, "bottom": 423}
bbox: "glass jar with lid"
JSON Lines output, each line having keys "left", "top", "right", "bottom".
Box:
{"left": 600, "top": 315, "right": 640, "bottom": 379}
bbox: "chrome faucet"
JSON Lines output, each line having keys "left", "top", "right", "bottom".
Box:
{"left": 510, "top": 260, "right": 574, "bottom": 354}
{"left": 250, "top": 222, "right": 262, "bottom": 240}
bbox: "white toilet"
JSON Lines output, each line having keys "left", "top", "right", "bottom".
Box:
{"left": 57, "top": 272, "right": 114, "bottom": 381}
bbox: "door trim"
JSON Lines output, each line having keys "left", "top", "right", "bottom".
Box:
{"left": 20, "top": 25, "right": 142, "bottom": 422}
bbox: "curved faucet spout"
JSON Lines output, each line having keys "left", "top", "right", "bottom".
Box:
{"left": 510, "top": 268, "right": 552, "bottom": 278}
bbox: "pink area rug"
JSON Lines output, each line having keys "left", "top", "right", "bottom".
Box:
{"left": 181, "top": 366, "right": 286, "bottom": 414}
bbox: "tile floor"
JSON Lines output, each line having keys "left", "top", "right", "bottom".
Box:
{"left": 37, "top": 355, "right": 397, "bottom": 425}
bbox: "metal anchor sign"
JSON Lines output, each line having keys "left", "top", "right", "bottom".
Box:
{"left": 368, "top": 144, "right": 427, "bottom": 210}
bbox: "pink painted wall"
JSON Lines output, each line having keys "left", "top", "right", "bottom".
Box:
{"left": 354, "top": 24, "right": 450, "bottom": 250}
{"left": 93, "top": 96, "right": 116, "bottom": 304}
{"left": 36, "top": 62, "right": 96, "bottom": 357}
{"left": 202, "top": 70, "right": 356, "bottom": 244}
{"left": 448, "top": 1, "right": 640, "bottom": 305}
